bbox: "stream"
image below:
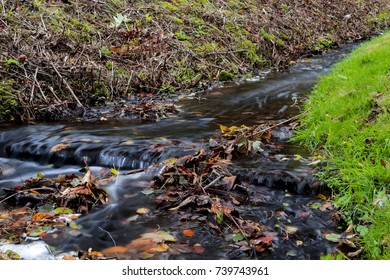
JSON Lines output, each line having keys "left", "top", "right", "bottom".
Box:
{"left": 0, "top": 45, "right": 355, "bottom": 260}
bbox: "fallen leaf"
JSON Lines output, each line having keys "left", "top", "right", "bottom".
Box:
{"left": 141, "top": 231, "right": 176, "bottom": 243}
{"left": 63, "top": 255, "right": 77, "bottom": 260}
{"left": 219, "top": 124, "right": 230, "bottom": 133}
{"left": 32, "top": 212, "right": 52, "bottom": 221}
{"left": 53, "top": 207, "right": 73, "bottom": 214}
{"left": 13, "top": 208, "right": 30, "bottom": 215}
{"left": 222, "top": 176, "right": 236, "bottom": 190}
{"left": 319, "top": 202, "right": 333, "bottom": 211}
{"left": 310, "top": 202, "right": 322, "bottom": 209}
{"left": 324, "top": 232, "right": 341, "bottom": 242}
{"left": 286, "top": 225, "right": 298, "bottom": 234}
{"left": 182, "top": 229, "right": 195, "bottom": 237}
{"left": 50, "top": 143, "right": 69, "bottom": 152}
{"left": 136, "top": 208, "right": 149, "bottom": 215}
{"left": 347, "top": 248, "right": 363, "bottom": 258}
{"left": 259, "top": 236, "right": 273, "bottom": 245}
{"left": 149, "top": 243, "right": 169, "bottom": 253}
{"left": 121, "top": 140, "right": 134, "bottom": 145}
{"left": 0, "top": 212, "right": 10, "bottom": 219}
{"left": 293, "top": 154, "right": 303, "bottom": 161}
{"left": 298, "top": 211, "right": 311, "bottom": 218}
{"left": 169, "top": 196, "right": 196, "bottom": 211}
{"left": 316, "top": 194, "right": 327, "bottom": 201}
{"left": 168, "top": 243, "right": 193, "bottom": 255}
{"left": 141, "top": 252, "right": 155, "bottom": 259}
{"left": 192, "top": 244, "right": 205, "bottom": 254}
{"left": 103, "top": 246, "right": 129, "bottom": 254}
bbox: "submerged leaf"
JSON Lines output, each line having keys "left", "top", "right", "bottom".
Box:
{"left": 136, "top": 208, "right": 149, "bottom": 215}
{"left": 182, "top": 229, "right": 195, "bottom": 237}
{"left": 286, "top": 225, "right": 298, "bottom": 234}
{"left": 192, "top": 244, "right": 205, "bottom": 254}
{"left": 142, "top": 231, "right": 176, "bottom": 243}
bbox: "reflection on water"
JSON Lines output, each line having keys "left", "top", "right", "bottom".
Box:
{"left": 0, "top": 45, "right": 356, "bottom": 259}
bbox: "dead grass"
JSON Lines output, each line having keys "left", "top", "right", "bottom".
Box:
{"left": 0, "top": 0, "right": 389, "bottom": 122}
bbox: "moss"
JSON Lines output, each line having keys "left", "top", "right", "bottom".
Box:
{"left": 313, "top": 34, "right": 335, "bottom": 51}
{"left": 0, "top": 81, "right": 17, "bottom": 121}
{"left": 260, "top": 28, "right": 275, "bottom": 42}
{"left": 159, "top": 1, "right": 179, "bottom": 12}
{"left": 218, "top": 70, "right": 234, "bottom": 81}
{"left": 175, "top": 30, "right": 192, "bottom": 41}
{"left": 239, "top": 39, "right": 262, "bottom": 66}
{"left": 172, "top": 16, "right": 184, "bottom": 24}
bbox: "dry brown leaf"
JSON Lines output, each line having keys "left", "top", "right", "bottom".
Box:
{"left": 149, "top": 243, "right": 169, "bottom": 253}
{"left": 32, "top": 212, "right": 52, "bottom": 221}
{"left": 223, "top": 176, "right": 237, "bottom": 189}
{"left": 50, "top": 143, "right": 69, "bottom": 152}
{"left": 103, "top": 246, "right": 129, "bottom": 254}
{"left": 13, "top": 208, "right": 30, "bottom": 215}
{"left": 319, "top": 202, "right": 333, "bottom": 211}
{"left": 72, "top": 186, "right": 91, "bottom": 195}
{"left": 63, "top": 255, "right": 77, "bottom": 260}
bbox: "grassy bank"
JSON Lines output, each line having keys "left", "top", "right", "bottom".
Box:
{"left": 293, "top": 31, "right": 390, "bottom": 259}
{"left": 0, "top": 0, "right": 389, "bottom": 122}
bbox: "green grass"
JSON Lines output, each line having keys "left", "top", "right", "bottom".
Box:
{"left": 293, "top": 30, "right": 390, "bottom": 259}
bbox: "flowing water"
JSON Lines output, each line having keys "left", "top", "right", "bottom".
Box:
{"left": 0, "top": 46, "right": 355, "bottom": 260}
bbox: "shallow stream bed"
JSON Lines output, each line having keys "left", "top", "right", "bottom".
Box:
{"left": 0, "top": 46, "right": 355, "bottom": 260}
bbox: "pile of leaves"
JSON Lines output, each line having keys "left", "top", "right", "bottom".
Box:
{"left": 1, "top": 165, "right": 109, "bottom": 214}
{"left": 148, "top": 122, "right": 285, "bottom": 256}
{"left": 0, "top": 0, "right": 389, "bottom": 122}
{"left": 0, "top": 163, "right": 110, "bottom": 247}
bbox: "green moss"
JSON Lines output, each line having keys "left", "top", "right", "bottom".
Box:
{"left": 0, "top": 81, "right": 17, "bottom": 121}
{"left": 194, "top": 42, "right": 218, "bottom": 55}
{"left": 260, "top": 28, "right": 275, "bottom": 41}
{"left": 280, "top": 4, "right": 289, "bottom": 12}
{"left": 239, "top": 39, "right": 262, "bottom": 65}
{"left": 218, "top": 70, "right": 234, "bottom": 81}
{"left": 314, "top": 34, "right": 335, "bottom": 51}
{"left": 172, "top": 16, "right": 184, "bottom": 24}
{"left": 175, "top": 30, "right": 192, "bottom": 41}
{"left": 159, "top": 1, "right": 179, "bottom": 12}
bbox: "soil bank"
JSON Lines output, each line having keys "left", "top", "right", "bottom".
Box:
{"left": 0, "top": 0, "right": 389, "bottom": 122}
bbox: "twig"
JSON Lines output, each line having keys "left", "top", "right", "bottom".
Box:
{"left": 99, "top": 226, "right": 116, "bottom": 247}
{"left": 204, "top": 175, "right": 223, "bottom": 189}
{"left": 226, "top": 214, "right": 257, "bottom": 259}
{"left": 251, "top": 110, "right": 308, "bottom": 137}
{"left": 32, "top": 67, "right": 50, "bottom": 103}
{"left": 0, "top": 187, "right": 53, "bottom": 204}
{"left": 50, "top": 61, "right": 85, "bottom": 111}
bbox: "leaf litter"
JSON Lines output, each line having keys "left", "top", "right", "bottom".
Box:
{"left": 0, "top": 119, "right": 349, "bottom": 259}
{"left": 0, "top": 159, "right": 110, "bottom": 258}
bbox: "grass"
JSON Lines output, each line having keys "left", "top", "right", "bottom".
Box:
{"left": 293, "top": 30, "right": 390, "bottom": 259}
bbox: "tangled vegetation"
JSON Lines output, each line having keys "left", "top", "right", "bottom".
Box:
{"left": 0, "top": 0, "right": 389, "bottom": 121}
